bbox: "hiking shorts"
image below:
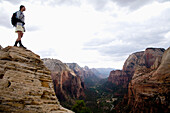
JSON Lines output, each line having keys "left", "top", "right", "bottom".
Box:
{"left": 15, "top": 25, "right": 25, "bottom": 33}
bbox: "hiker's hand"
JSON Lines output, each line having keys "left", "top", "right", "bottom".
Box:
{"left": 22, "top": 22, "right": 25, "bottom": 25}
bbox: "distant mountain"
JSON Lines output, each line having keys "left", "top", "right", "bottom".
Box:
{"left": 66, "top": 63, "right": 101, "bottom": 87}
{"left": 91, "top": 68, "right": 115, "bottom": 78}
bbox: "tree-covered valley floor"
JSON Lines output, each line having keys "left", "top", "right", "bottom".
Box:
{"left": 61, "top": 78, "right": 127, "bottom": 113}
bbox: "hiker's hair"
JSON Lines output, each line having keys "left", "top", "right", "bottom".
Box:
{"left": 20, "top": 5, "right": 25, "bottom": 10}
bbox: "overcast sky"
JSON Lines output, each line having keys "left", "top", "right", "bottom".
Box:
{"left": 0, "top": 0, "right": 170, "bottom": 69}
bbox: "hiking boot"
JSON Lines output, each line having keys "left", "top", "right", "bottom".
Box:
{"left": 18, "top": 40, "right": 27, "bottom": 49}
{"left": 14, "top": 41, "right": 19, "bottom": 47}
{"left": 20, "top": 45, "right": 27, "bottom": 49}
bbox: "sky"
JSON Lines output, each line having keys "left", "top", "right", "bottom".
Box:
{"left": 0, "top": 0, "right": 170, "bottom": 69}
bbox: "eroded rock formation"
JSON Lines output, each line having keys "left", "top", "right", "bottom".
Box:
{"left": 126, "top": 47, "right": 170, "bottom": 113}
{"left": 108, "top": 48, "right": 165, "bottom": 89}
{"left": 0, "top": 46, "right": 73, "bottom": 113}
{"left": 116, "top": 47, "right": 169, "bottom": 113}
{"left": 42, "top": 59, "right": 85, "bottom": 102}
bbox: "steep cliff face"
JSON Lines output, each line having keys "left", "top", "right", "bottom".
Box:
{"left": 108, "top": 51, "right": 144, "bottom": 90}
{"left": 42, "top": 59, "right": 85, "bottom": 102}
{"left": 108, "top": 70, "right": 129, "bottom": 88}
{"left": 0, "top": 46, "right": 73, "bottom": 113}
{"left": 66, "top": 63, "right": 100, "bottom": 87}
{"left": 123, "top": 51, "right": 144, "bottom": 75}
{"left": 108, "top": 48, "right": 165, "bottom": 89}
{"left": 126, "top": 47, "right": 170, "bottom": 113}
{"left": 66, "top": 63, "right": 85, "bottom": 80}
{"left": 116, "top": 47, "right": 169, "bottom": 113}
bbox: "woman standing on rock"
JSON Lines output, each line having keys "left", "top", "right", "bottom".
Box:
{"left": 14, "top": 5, "right": 26, "bottom": 49}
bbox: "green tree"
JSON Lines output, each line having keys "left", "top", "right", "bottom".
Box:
{"left": 72, "top": 100, "right": 91, "bottom": 113}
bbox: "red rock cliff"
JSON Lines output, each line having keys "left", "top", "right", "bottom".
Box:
{"left": 108, "top": 48, "right": 165, "bottom": 89}
{"left": 116, "top": 47, "right": 169, "bottom": 113}
{"left": 42, "top": 59, "right": 85, "bottom": 102}
{"left": 126, "top": 47, "right": 170, "bottom": 113}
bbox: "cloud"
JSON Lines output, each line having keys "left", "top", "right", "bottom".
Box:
{"left": 0, "top": 8, "right": 11, "bottom": 28}
{"left": 0, "top": 0, "right": 81, "bottom": 6}
{"left": 84, "top": 8, "right": 170, "bottom": 59}
{"left": 87, "top": 0, "right": 109, "bottom": 11}
{"left": 0, "top": 0, "right": 21, "bottom": 5}
{"left": 36, "top": 48, "right": 58, "bottom": 58}
{"left": 111, "top": 0, "right": 154, "bottom": 10}
{"left": 48, "top": 0, "right": 81, "bottom": 6}
{"left": 1, "top": 0, "right": 169, "bottom": 11}
{"left": 26, "top": 26, "right": 40, "bottom": 32}
{"left": 28, "top": 0, "right": 81, "bottom": 7}
{"left": 86, "top": 0, "right": 170, "bottom": 11}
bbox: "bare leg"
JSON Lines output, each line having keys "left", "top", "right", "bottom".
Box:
{"left": 16, "top": 31, "right": 23, "bottom": 41}
{"left": 16, "top": 31, "right": 26, "bottom": 49}
{"left": 14, "top": 31, "right": 22, "bottom": 46}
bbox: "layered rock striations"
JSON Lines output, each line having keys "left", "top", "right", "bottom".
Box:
{"left": 108, "top": 48, "right": 165, "bottom": 89}
{"left": 108, "top": 51, "right": 144, "bottom": 89}
{"left": 108, "top": 70, "right": 128, "bottom": 87}
{"left": 126, "top": 47, "right": 170, "bottom": 113}
{"left": 0, "top": 46, "right": 73, "bottom": 113}
{"left": 115, "top": 47, "right": 169, "bottom": 113}
{"left": 42, "top": 59, "right": 85, "bottom": 102}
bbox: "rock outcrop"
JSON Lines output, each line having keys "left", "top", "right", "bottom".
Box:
{"left": 0, "top": 46, "right": 73, "bottom": 113}
{"left": 108, "top": 70, "right": 129, "bottom": 88}
{"left": 42, "top": 59, "right": 85, "bottom": 102}
{"left": 108, "top": 48, "right": 165, "bottom": 89}
{"left": 108, "top": 51, "right": 144, "bottom": 89}
{"left": 116, "top": 47, "right": 169, "bottom": 113}
{"left": 126, "top": 47, "right": 170, "bottom": 113}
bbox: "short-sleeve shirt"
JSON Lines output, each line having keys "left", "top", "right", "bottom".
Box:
{"left": 16, "top": 11, "right": 25, "bottom": 26}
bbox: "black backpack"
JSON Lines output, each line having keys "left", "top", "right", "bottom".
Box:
{"left": 11, "top": 11, "right": 25, "bottom": 27}
{"left": 11, "top": 12, "right": 18, "bottom": 27}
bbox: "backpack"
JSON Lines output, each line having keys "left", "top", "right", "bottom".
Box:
{"left": 11, "top": 12, "right": 17, "bottom": 27}
{"left": 11, "top": 11, "right": 25, "bottom": 27}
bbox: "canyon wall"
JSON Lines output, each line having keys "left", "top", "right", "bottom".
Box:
{"left": 115, "top": 47, "right": 169, "bottom": 113}
{"left": 108, "top": 48, "right": 165, "bottom": 89}
{"left": 126, "top": 47, "right": 170, "bottom": 113}
{"left": 43, "top": 59, "right": 85, "bottom": 102}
